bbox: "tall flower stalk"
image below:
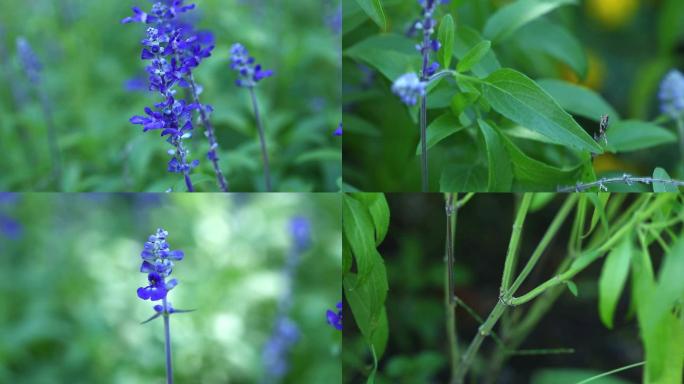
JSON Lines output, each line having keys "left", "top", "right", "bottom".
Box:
{"left": 16, "top": 37, "right": 62, "bottom": 186}
{"left": 136, "top": 228, "right": 191, "bottom": 384}
{"left": 229, "top": 43, "right": 274, "bottom": 191}
{"left": 262, "top": 218, "right": 310, "bottom": 383}
{"left": 392, "top": 0, "right": 448, "bottom": 191}
{"left": 123, "top": 1, "right": 229, "bottom": 192}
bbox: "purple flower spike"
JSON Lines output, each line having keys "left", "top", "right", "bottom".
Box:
{"left": 137, "top": 228, "right": 184, "bottom": 302}
{"left": 229, "top": 43, "right": 274, "bottom": 88}
{"left": 326, "top": 301, "right": 343, "bottom": 331}
{"left": 334, "top": 122, "right": 343, "bottom": 136}
{"left": 659, "top": 69, "right": 684, "bottom": 119}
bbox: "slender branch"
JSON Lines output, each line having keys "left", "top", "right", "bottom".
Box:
{"left": 187, "top": 74, "right": 229, "bottom": 192}
{"left": 507, "top": 194, "right": 578, "bottom": 296}
{"left": 420, "top": 95, "right": 428, "bottom": 192}
{"left": 162, "top": 297, "right": 173, "bottom": 384}
{"left": 38, "top": 84, "right": 62, "bottom": 187}
{"left": 248, "top": 87, "right": 272, "bottom": 192}
{"left": 444, "top": 193, "right": 459, "bottom": 382}
{"left": 575, "top": 361, "right": 645, "bottom": 384}
{"left": 558, "top": 174, "right": 684, "bottom": 192}
{"left": 500, "top": 194, "right": 533, "bottom": 295}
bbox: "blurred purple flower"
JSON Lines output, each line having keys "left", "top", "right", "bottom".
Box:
{"left": 659, "top": 69, "right": 684, "bottom": 119}
{"left": 326, "top": 301, "right": 342, "bottom": 331}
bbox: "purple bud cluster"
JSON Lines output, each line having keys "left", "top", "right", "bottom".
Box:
{"left": 15, "top": 37, "right": 42, "bottom": 85}
{"left": 123, "top": 1, "right": 216, "bottom": 190}
{"left": 326, "top": 301, "right": 342, "bottom": 331}
{"left": 659, "top": 70, "right": 684, "bottom": 119}
{"left": 229, "top": 43, "right": 274, "bottom": 88}
{"left": 137, "top": 228, "right": 185, "bottom": 302}
{"left": 392, "top": 1, "right": 448, "bottom": 106}
{"left": 417, "top": 0, "right": 449, "bottom": 79}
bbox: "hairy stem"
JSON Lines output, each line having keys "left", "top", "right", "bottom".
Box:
{"left": 187, "top": 74, "right": 229, "bottom": 192}
{"left": 445, "top": 193, "right": 459, "bottom": 381}
{"left": 558, "top": 175, "right": 684, "bottom": 192}
{"left": 249, "top": 87, "right": 272, "bottom": 192}
{"left": 163, "top": 297, "right": 173, "bottom": 384}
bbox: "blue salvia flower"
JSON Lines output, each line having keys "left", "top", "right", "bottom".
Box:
{"left": 326, "top": 301, "right": 342, "bottom": 331}
{"left": 136, "top": 227, "right": 191, "bottom": 384}
{"left": 137, "top": 228, "right": 184, "bottom": 302}
{"left": 229, "top": 43, "right": 274, "bottom": 191}
{"left": 229, "top": 43, "right": 274, "bottom": 88}
{"left": 261, "top": 217, "right": 311, "bottom": 382}
{"left": 16, "top": 37, "right": 42, "bottom": 85}
{"left": 123, "top": 1, "right": 226, "bottom": 192}
{"left": 391, "top": 73, "right": 427, "bottom": 106}
{"left": 392, "top": 0, "right": 448, "bottom": 106}
{"left": 659, "top": 69, "right": 684, "bottom": 119}
{"left": 334, "top": 122, "right": 343, "bottom": 136}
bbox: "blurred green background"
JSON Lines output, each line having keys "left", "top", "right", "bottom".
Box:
{"left": 342, "top": 0, "right": 684, "bottom": 191}
{"left": 0, "top": 193, "right": 341, "bottom": 383}
{"left": 0, "top": 0, "right": 341, "bottom": 192}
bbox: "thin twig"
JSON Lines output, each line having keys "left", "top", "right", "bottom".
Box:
{"left": 558, "top": 174, "right": 684, "bottom": 192}
{"left": 575, "top": 361, "right": 645, "bottom": 384}
{"left": 249, "top": 87, "right": 272, "bottom": 192}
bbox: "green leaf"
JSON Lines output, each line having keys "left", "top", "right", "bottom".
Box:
{"left": 501, "top": 134, "right": 588, "bottom": 190}
{"left": 587, "top": 193, "right": 610, "bottom": 235}
{"left": 354, "top": 193, "right": 390, "bottom": 246}
{"left": 513, "top": 19, "right": 587, "bottom": 78}
{"left": 344, "top": 34, "right": 419, "bottom": 81}
{"left": 438, "top": 14, "right": 455, "bottom": 70}
{"left": 453, "top": 26, "right": 501, "bottom": 78}
{"left": 457, "top": 40, "right": 491, "bottom": 73}
{"left": 343, "top": 194, "right": 377, "bottom": 279}
{"left": 439, "top": 164, "right": 488, "bottom": 192}
{"left": 483, "top": 0, "right": 578, "bottom": 43}
{"left": 652, "top": 167, "right": 679, "bottom": 192}
{"left": 416, "top": 113, "right": 465, "bottom": 155}
{"left": 480, "top": 68, "right": 603, "bottom": 153}
{"left": 658, "top": 0, "right": 684, "bottom": 53}
{"left": 354, "top": 0, "right": 386, "bottom": 31}
{"left": 295, "top": 148, "right": 342, "bottom": 164}
{"left": 565, "top": 281, "right": 578, "bottom": 297}
{"left": 537, "top": 79, "right": 619, "bottom": 122}
{"left": 605, "top": 120, "right": 677, "bottom": 153}
{"left": 477, "top": 119, "right": 513, "bottom": 191}
{"left": 343, "top": 260, "right": 388, "bottom": 352}
{"left": 598, "top": 238, "right": 632, "bottom": 329}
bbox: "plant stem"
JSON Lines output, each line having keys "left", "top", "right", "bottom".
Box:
{"left": 38, "top": 88, "right": 62, "bottom": 188}
{"left": 576, "top": 362, "right": 645, "bottom": 384}
{"left": 500, "top": 194, "right": 533, "bottom": 295}
{"left": 558, "top": 175, "right": 684, "bottom": 192}
{"left": 420, "top": 95, "right": 428, "bottom": 192}
{"left": 444, "top": 193, "right": 459, "bottom": 382}
{"left": 452, "top": 301, "right": 507, "bottom": 384}
{"left": 162, "top": 297, "right": 173, "bottom": 384}
{"left": 248, "top": 87, "right": 272, "bottom": 192}
{"left": 184, "top": 173, "right": 194, "bottom": 192}
{"left": 507, "top": 194, "right": 578, "bottom": 296}
{"left": 187, "top": 74, "right": 229, "bottom": 192}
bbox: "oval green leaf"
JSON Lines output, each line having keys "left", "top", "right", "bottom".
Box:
{"left": 438, "top": 14, "right": 455, "bottom": 70}
{"left": 605, "top": 120, "right": 677, "bottom": 153}
{"left": 457, "top": 40, "right": 492, "bottom": 73}
{"left": 416, "top": 113, "right": 465, "bottom": 155}
{"left": 354, "top": 0, "right": 387, "bottom": 31}
{"left": 481, "top": 68, "right": 603, "bottom": 153}
{"left": 537, "top": 79, "right": 619, "bottom": 122}
{"left": 478, "top": 119, "right": 513, "bottom": 191}
{"left": 483, "top": 0, "right": 578, "bottom": 43}
{"left": 652, "top": 167, "right": 680, "bottom": 192}
{"left": 598, "top": 238, "right": 632, "bottom": 329}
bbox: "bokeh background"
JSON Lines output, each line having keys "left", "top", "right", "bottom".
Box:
{"left": 0, "top": 193, "right": 341, "bottom": 383}
{"left": 344, "top": 194, "right": 646, "bottom": 383}
{"left": 343, "top": 0, "right": 684, "bottom": 191}
{"left": 0, "top": 0, "right": 341, "bottom": 192}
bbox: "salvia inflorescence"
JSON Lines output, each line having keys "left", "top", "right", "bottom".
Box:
{"left": 659, "top": 69, "right": 684, "bottom": 119}
{"left": 123, "top": 0, "right": 230, "bottom": 192}
{"left": 230, "top": 43, "right": 275, "bottom": 191}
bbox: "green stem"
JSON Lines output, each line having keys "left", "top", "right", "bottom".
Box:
{"left": 420, "top": 94, "right": 428, "bottom": 192}
{"left": 445, "top": 193, "right": 459, "bottom": 382}
{"left": 575, "top": 361, "right": 645, "bottom": 384}
{"left": 507, "top": 194, "right": 578, "bottom": 296}
{"left": 500, "top": 194, "right": 533, "bottom": 296}
{"left": 677, "top": 117, "right": 684, "bottom": 170}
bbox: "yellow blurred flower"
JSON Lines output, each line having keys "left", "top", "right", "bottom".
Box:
{"left": 586, "top": 0, "right": 640, "bottom": 29}
{"left": 560, "top": 51, "right": 606, "bottom": 90}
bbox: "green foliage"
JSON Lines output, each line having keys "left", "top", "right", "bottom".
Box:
{"left": 343, "top": 0, "right": 683, "bottom": 191}
{"left": 0, "top": 0, "right": 340, "bottom": 191}
{"left": 598, "top": 238, "right": 632, "bottom": 329}
{"left": 342, "top": 193, "right": 390, "bottom": 383}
